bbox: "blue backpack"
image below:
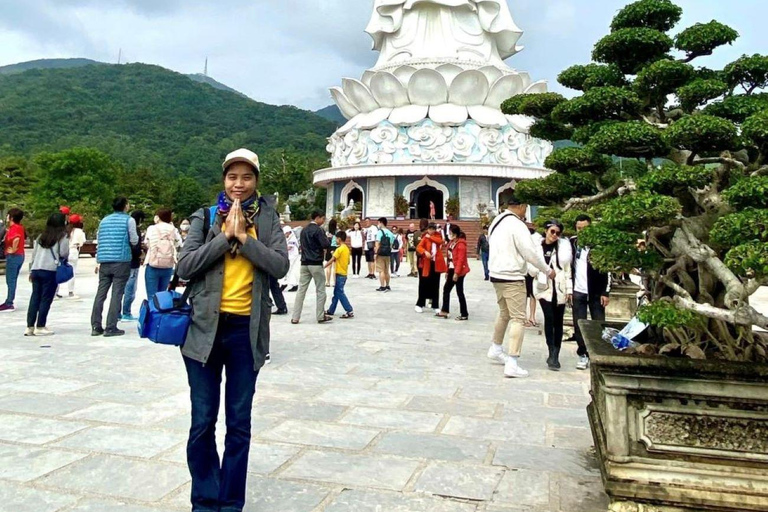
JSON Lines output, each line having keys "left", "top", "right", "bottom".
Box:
{"left": 139, "top": 206, "right": 216, "bottom": 347}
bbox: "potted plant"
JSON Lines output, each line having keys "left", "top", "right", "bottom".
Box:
{"left": 394, "top": 194, "right": 409, "bottom": 220}
{"left": 445, "top": 197, "right": 460, "bottom": 219}
{"left": 503, "top": 1, "right": 768, "bottom": 510}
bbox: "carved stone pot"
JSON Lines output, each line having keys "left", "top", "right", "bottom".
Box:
{"left": 582, "top": 320, "right": 768, "bottom": 511}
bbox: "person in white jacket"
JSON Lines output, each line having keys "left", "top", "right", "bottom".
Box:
{"left": 280, "top": 225, "right": 301, "bottom": 291}
{"left": 532, "top": 220, "right": 573, "bottom": 371}
{"left": 487, "top": 197, "right": 555, "bottom": 378}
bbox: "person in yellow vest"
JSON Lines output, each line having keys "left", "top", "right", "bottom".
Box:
{"left": 176, "top": 148, "right": 288, "bottom": 512}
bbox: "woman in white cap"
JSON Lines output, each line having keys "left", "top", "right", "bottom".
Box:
{"left": 176, "top": 148, "right": 289, "bottom": 512}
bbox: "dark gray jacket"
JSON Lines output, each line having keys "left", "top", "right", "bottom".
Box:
{"left": 176, "top": 198, "right": 289, "bottom": 370}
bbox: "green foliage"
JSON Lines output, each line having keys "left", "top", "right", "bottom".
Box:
{"left": 528, "top": 119, "right": 574, "bottom": 142}
{"left": 676, "top": 79, "right": 728, "bottom": 112}
{"left": 516, "top": 93, "right": 567, "bottom": 118}
{"left": 577, "top": 224, "right": 662, "bottom": 273}
{"left": 533, "top": 206, "right": 589, "bottom": 235}
{"left": 704, "top": 94, "right": 768, "bottom": 123}
{"left": 552, "top": 87, "right": 641, "bottom": 126}
{"left": 711, "top": 209, "right": 768, "bottom": 249}
{"left": 162, "top": 176, "right": 211, "bottom": 220}
{"left": 674, "top": 21, "right": 739, "bottom": 60}
{"left": 500, "top": 95, "right": 529, "bottom": 116}
{"left": 445, "top": 197, "right": 461, "bottom": 218}
{"left": 596, "top": 191, "right": 681, "bottom": 231}
{"left": 637, "top": 300, "right": 702, "bottom": 329}
{"left": 571, "top": 121, "right": 618, "bottom": 145}
{"left": 0, "top": 63, "right": 334, "bottom": 187}
{"left": 723, "top": 176, "right": 768, "bottom": 209}
{"left": 724, "top": 54, "right": 768, "bottom": 92}
{"left": 259, "top": 150, "right": 328, "bottom": 203}
{"left": 637, "top": 162, "right": 713, "bottom": 195}
{"left": 557, "top": 64, "right": 627, "bottom": 92}
{"left": 587, "top": 121, "right": 669, "bottom": 158}
{"left": 593, "top": 28, "right": 673, "bottom": 74}
{"left": 0, "top": 156, "right": 36, "bottom": 213}
{"left": 515, "top": 172, "right": 598, "bottom": 206}
{"left": 742, "top": 110, "right": 768, "bottom": 149}
{"left": 610, "top": 0, "right": 683, "bottom": 32}
{"left": 30, "top": 148, "right": 118, "bottom": 217}
{"left": 634, "top": 60, "right": 694, "bottom": 103}
{"left": 544, "top": 147, "right": 613, "bottom": 174}
{"left": 663, "top": 114, "right": 737, "bottom": 154}
{"left": 394, "top": 194, "right": 409, "bottom": 216}
{"left": 724, "top": 242, "right": 768, "bottom": 279}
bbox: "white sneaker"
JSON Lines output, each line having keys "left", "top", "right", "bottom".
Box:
{"left": 434, "top": 308, "right": 441, "bottom": 314}
{"left": 576, "top": 356, "right": 590, "bottom": 370}
{"left": 486, "top": 345, "right": 507, "bottom": 365}
{"left": 504, "top": 359, "right": 529, "bottom": 378}
{"left": 414, "top": 306, "right": 423, "bottom": 313}
{"left": 24, "top": 327, "right": 35, "bottom": 336}
{"left": 34, "top": 327, "right": 54, "bottom": 336}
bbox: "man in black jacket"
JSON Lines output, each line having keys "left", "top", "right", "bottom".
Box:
{"left": 292, "top": 211, "right": 332, "bottom": 324}
{"left": 571, "top": 214, "right": 611, "bottom": 370}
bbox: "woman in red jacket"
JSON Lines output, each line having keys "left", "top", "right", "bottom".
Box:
{"left": 415, "top": 222, "right": 446, "bottom": 313}
{"left": 437, "top": 224, "right": 470, "bottom": 320}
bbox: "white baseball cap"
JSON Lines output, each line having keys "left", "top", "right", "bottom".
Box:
{"left": 222, "top": 148, "right": 260, "bottom": 174}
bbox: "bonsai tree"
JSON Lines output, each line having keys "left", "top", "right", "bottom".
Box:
{"left": 394, "top": 194, "right": 409, "bottom": 217}
{"left": 446, "top": 197, "right": 461, "bottom": 219}
{"left": 503, "top": 0, "right": 768, "bottom": 362}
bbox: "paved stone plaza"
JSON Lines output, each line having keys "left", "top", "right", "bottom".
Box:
{"left": 1, "top": 257, "right": 616, "bottom": 511}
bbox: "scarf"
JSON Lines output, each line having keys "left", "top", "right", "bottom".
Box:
{"left": 217, "top": 191, "right": 260, "bottom": 256}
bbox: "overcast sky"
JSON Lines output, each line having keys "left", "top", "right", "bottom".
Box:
{"left": 0, "top": 0, "right": 764, "bottom": 111}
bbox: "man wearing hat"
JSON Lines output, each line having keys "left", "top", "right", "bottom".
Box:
{"left": 176, "top": 148, "right": 289, "bottom": 512}
{"left": 487, "top": 196, "right": 555, "bottom": 378}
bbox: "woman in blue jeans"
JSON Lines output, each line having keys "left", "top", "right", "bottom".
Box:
{"left": 143, "top": 208, "right": 181, "bottom": 303}
{"left": 25, "top": 213, "right": 69, "bottom": 336}
{"left": 175, "top": 149, "right": 288, "bottom": 512}
{"left": 1, "top": 208, "right": 26, "bottom": 313}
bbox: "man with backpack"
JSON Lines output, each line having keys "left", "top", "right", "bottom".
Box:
{"left": 91, "top": 197, "right": 139, "bottom": 337}
{"left": 374, "top": 217, "right": 395, "bottom": 292}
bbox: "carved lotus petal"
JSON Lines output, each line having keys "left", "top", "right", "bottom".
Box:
{"left": 478, "top": 66, "right": 503, "bottom": 85}
{"left": 407, "top": 69, "right": 448, "bottom": 106}
{"left": 429, "top": 104, "right": 469, "bottom": 125}
{"left": 342, "top": 78, "right": 380, "bottom": 114}
{"left": 356, "top": 107, "right": 394, "bottom": 130}
{"left": 389, "top": 105, "right": 429, "bottom": 125}
{"left": 393, "top": 65, "right": 417, "bottom": 85}
{"left": 361, "top": 70, "right": 376, "bottom": 88}
{"left": 524, "top": 80, "right": 548, "bottom": 94}
{"left": 370, "top": 72, "right": 410, "bottom": 108}
{"left": 330, "top": 86, "right": 360, "bottom": 120}
{"left": 518, "top": 72, "right": 532, "bottom": 90}
{"left": 506, "top": 114, "right": 535, "bottom": 134}
{"left": 336, "top": 117, "right": 359, "bottom": 135}
{"left": 449, "top": 70, "right": 489, "bottom": 106}
{"left": 435, "top": 63, "right": 463, "bottom": 85}
{"left": 485, "top": 74, "right": 524, "bottom": 109}
{"left": 468, "top": 106, "right": 509, "bottom": 128}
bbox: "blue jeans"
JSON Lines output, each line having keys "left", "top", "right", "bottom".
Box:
{"left": 328, "top": 275, "right": 352, "bottom": 315}
{"left": 122, "top": 268, "right": 139, "bottom": 316}
{"left": 481, "top": 251, "right": 489, "bottom": 279}
{"left": 4, "top": 253, "right": 24, "bottom": 306}
{"left": 184, "top": 314, "right": 259, "bottom": 512}
{"left": 145, "top": 266, "right": 174, "bottom": 303}
{"left": 27, "top": 270, "right": 57, "bottom": 328}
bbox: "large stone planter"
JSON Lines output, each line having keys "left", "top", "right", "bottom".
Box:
{"left": 582, "top": 319, "right": 768, "bottom": 511}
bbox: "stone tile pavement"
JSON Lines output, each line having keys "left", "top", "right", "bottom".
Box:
{"left": 0, "top": 256, "right": 614, "bottom": 511}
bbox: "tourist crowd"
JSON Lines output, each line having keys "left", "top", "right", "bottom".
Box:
{"left": 1, "top": 147, "right": 612, "bottom": 512}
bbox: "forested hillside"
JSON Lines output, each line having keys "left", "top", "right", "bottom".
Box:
{"left": 0, "top": 63, "right": 334, "bottom": 184}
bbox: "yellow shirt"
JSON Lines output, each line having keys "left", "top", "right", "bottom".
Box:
{"left": 333, "top": 244, "right": 350, "bottom": 276}
{"left": 220, "top": 225, "right": 257, "bottom": 315}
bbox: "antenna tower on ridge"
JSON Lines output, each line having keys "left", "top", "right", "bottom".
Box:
{"left": 204, "top": 57, "right": 208, "bottom": 77}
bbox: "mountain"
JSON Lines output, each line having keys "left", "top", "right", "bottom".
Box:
{"left": 0, "top": 58, "right": 102, "bottom": 75}
{"left": 184, "top": 73, "right": 246, "bottom": 97}
{"left": 314, "top": 105, "right": 346, "bottom": 126}
{"left": 0, "top": 63, "right": 335, "bottom": 184}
